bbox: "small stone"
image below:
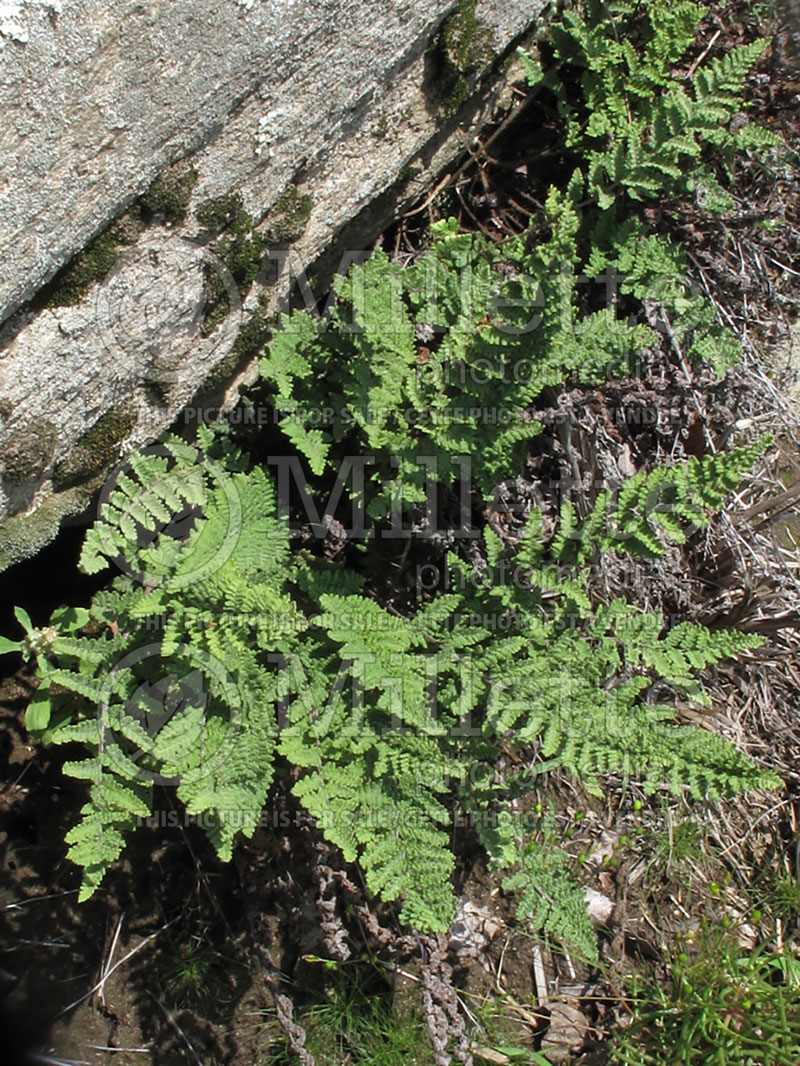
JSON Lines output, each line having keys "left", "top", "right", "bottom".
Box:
{"left": 584, "top": 887, "right": 614, "bottom": 926}
{"left": 447, "top": 895, "right": 499, "bottom": 959}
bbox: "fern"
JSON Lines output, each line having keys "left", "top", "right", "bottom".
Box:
{"left": 540, "top": 436, "right": 771, "bottom": 564}
{"left": 5, "top": 1, "right": 785, "bottom": 963}
{"left": 25, "top": 436, "right": 291, "bottom": 900}
{"left": 80, "top": 437, "right": 209, "bottom": 580}
{"left": 521, "top": 1, "right": 781, "bottom": 211}
{"left": 504, "top": 839, "right": 600, "bottom": 963}
{"left": 258, "top": 40, "right": 774, "bottom": 515}
{"left": 259, "top": 179, "right": 661, "bottom": 515}
{"left": 10, "top": 421, "right": 780, "bottom": 935}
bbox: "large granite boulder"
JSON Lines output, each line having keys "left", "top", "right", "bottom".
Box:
{"left": 0, "top": 0, "right": 545, "bottom": 570}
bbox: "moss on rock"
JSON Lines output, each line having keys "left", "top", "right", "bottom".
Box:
{"left": 0, "top": 486, "right": 92, "bottom": 574}
{"left": 28, "top": 161, "right": 199, "bottom": 311}
{"left": 427, "top": 0, "right": 496, "bottom": 117}
{"left": 41, "top": 231, "right": 121, "bottom": 309}
{"left": 140, "top": 163, "right": 198, "bottom": 224}
{"left": 265, "top": 186, "right": 314, "bottom": 244}
{"left": 108, "top": 205, "right": 147, "bottom": 246}
{"left": 1, "top": 421, "right": 59, "bottom": 483}
{"left": 232, "top": 306, "right": 274, "bottom": 360}
{"left": 442, "top": 0, "right": 495, "bottom": 73}
{"left": 196, "top": 193, "right": 265, "bottom": 335}
{"left": 196, "top": 193, "right": 251, "bottom": 234}
{"left": 52, "top": 400, "right": 137, "bottom": 489}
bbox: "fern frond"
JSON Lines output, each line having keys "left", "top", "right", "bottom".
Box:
{"left": 504, "top": 841, "right": 598, "bottom": 962}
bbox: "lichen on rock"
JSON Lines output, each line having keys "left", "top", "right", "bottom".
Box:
{"left": 0, "top": 485, "right": 90, "bottom": 573}
{"left": 0, "top": 1, "right": 61, "bottom": 49}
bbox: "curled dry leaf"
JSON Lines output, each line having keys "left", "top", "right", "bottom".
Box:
{"left": 541, "top": 999, "right": 589, "bottom": 1064}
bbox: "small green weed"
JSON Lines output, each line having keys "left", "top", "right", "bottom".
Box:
{"left": 770, "top": 874, "right": 800, "bottom": 921}
{"left": 157, "top": 937, "right": 226, "bottom": 1010}
{"left": 270, "top": 966, "right": 435, "bottom": 1066}
{"left": 649, "top": 813, "right": 705, "bottom": 880}
{"left": 611, "top": 926, "right": 800, "bottom": 1066}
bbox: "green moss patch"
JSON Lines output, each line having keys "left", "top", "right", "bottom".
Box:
{"left": 196, "top": 193, "right": 252, "bottom": 235}
{"left": 30, "top": 161, "right": 198, "bottom": 311}
{"left": 426, "top": 0, "right": 496, "bottom": 117}
{"left": 196, "top": 193, "right": 265, "bottom": 335}
{"left": 265, "top": 185, "right": 314, "bottom": 244}
{"left": 52, "top": 401, "right": 137, "bottom": 489}
{"left": 139, "top": 163, "right": 198, "bottom": 225}
{"left": 39, "top": 231, "right": 122, "bottom": 310}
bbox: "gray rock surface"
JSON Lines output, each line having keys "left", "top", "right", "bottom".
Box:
{"left": 0, "top": 0, "right": 545, "bottom": 569}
